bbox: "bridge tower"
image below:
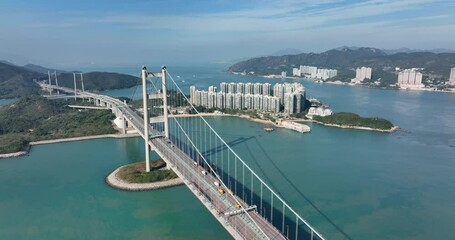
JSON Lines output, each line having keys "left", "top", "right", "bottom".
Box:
{"left": 161, "top": 66, "right": 169, "bottom": 138}
{"left": 141, "top": 66, "right": 151, "bottom": 172}
{"left": 73, "top": 73, "right": 77, "bottom": 100}
{"left": 54, "top": 70, "right": 59, "bottom": 95}
{"left": 47, "top": 71, "right": 52, "bottom": 95}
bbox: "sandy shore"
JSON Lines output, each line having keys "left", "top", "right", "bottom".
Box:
{"left": 105, "top": 164, "right": 184, "bottom": 191}
{"left": 0, "top": 133, "right": 140, "bottom": 159}
{"left": 291, "top": 119, "right": 399, "bottom": 133}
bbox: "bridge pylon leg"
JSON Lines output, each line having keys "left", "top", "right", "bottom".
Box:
{"left": 141, "top": 66, "right": 151, "bottom": 172}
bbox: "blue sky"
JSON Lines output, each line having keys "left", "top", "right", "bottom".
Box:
{"left": 0, "top": 0, "right": 454, "bottom": 68}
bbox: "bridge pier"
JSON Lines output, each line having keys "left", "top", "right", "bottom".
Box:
{"left": 121, "top": 115, "right": 127, "bottom": 134}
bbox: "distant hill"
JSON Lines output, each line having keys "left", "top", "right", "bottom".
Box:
{"left": 0, "top": 61, "right": 140, "bottom": 99}
{"left": 0, "top": 62, "right": 45, "bottom": 99}
{"left": 55, "top": 72, "right": 139, "bottom": 91}
{"left": 228, "top": 47, "right": 455, "bottom": 85}
{"left": 23, "top": 64, "right": 66, "bottom": 75}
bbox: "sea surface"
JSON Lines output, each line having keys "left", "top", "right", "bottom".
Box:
{"left": 1, "top": 65, "right": 454, "bottom": 239}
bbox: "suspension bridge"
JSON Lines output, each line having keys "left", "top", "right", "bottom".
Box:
{"left": 40, "top": 66, "right": 326, "bottom": 240}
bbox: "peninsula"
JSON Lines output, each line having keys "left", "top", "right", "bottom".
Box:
{"left": 0, "top": 95, "right": 119, "bottom": 156}
{"left": 0, "top": 61, "right": 140, "bottom": 99}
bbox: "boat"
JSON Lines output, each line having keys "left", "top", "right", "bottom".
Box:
{"left": 264, "top": 127, "right": 274, "bottom": 132}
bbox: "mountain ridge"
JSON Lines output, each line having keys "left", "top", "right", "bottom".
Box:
{"left": 228, "top": 47, "right": 455, "bottom": 85}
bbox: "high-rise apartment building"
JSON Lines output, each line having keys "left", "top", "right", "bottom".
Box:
{"left": 234, "top": 93, "right": 243, "bottom": 110}
{"left": 190, "top": 86, "right": 196, "bottom": 104}
{"left": 397, "top": 69, "right": 424, "bottom": 89}
{"left": 228, "top": 82, "right": 236, "bottom": 94}
{"left": 190, "top": 82, "right": 301, "bottom": 113}
{"left": 208, "top": 85, "right": 217, "bottom": 93}
{"left": 449, "top": 67, "right": 455, "bottom": 84}
{"left": 220, "top": 82, "right": 228, "bottom": 93}
{"left": 236, "top": 83, "right": 244, "bottom": 94}
{"left": 262, "top": 83, "right": 271, "bottom": 96}
{"left": 253, "top": 83, "right": 262, "bottom": 95}
{"left": 225, "top": 93, "right": 234, "bottom": 109}
{"left": 244, "top": 82, "right": 253, "bottom": 94}
{"left": 351, "top": 67, "right": 372, "bottom": 83}
{"left": 216, "top": 92, "right": 224, "bottom": 109}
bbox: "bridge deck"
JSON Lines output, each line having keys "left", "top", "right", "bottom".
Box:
{"left": 41, "top": 83, "right": 291, "bottom": 240}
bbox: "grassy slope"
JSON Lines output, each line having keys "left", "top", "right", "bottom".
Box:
{"left": 0, "top": 62, "right": 45, "bottom": 99}
{"left": 0, "top": 95, "right": 117, "bottom": 154}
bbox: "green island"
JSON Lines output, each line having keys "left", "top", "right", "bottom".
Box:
{"left": 312, "top": 112, "right": 395, "bottom": 131}
{"left": 117, "top": 159, "right": 178, "bottom": 183}
{"left": 0, "top": 95, "right": 117, "bottom": 154}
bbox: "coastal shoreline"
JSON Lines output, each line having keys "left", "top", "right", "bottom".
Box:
{"left": 173, "top": 112, "right": 396, "bottom": 133}
{"left": 291, "top": 119, "right": 399, "bottom": 133}
{"left": 230, "top": 72, "right": 455, "bottom": 93}
{"left": 105, "top": 163, "right": 184, "bottom": 191}
{"left": 0, "top": 133, "right": 140, "bottom": 159}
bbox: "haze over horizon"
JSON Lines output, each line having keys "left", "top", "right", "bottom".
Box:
{"left": 1, "top": 0, "right": 454, "bottom": 68}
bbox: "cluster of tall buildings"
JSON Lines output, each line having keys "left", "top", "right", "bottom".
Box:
{"left": 351, "top": 67, "right": 372, "bottom": 83}
{"left": 397, "top": 69, "right": 424, "bottom": 89}
{"left": 292, "top": 65, "right": 337, "bottom": 80}
{"left": 450, "top": 67, "right": 455, "bottom": 85}
{"left": 190, "top": 82, "right": 307, "bottom": 114}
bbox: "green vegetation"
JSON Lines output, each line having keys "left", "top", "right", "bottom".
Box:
{"left": 313, "top": 112, "right": 394, "bottom": 130}
{"left": 117, "top": 160, "right": 178, "bottom": 183}
{"left": 0, "top": 62, "right": 45, "bottom": 99}
{"left": 0, "top": 62, "right": 141, "bottom": 99}
{"left": 0, "top": 95, "right": 117, "bottom": 154}
{"left": 55, "top": 72, "right": 139, "bottom": 91}
{"left": 228, "top": 47, "right": 455, "bottom": 86}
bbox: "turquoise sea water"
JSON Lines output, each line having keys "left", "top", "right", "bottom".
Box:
{"left": 1, "top": 65, "right": 454, "bottom": 239}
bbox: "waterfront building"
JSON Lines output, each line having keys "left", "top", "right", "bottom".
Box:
{"left": 316, "top": 68, "right": 337, "bottom": 80}
{"left": 281, "top": 71, "right": 287, "bottom": 78}
{"left": 190, "top": 86, "right": 196, "bottom": 104}
{"left": 273, "top": 84, "right": 285, "bottom": 104}
{"left": 208, "top": 92, "right": 216, "bottom": 108}
{"left": 397, "top": 69, "right": 424, "bottom": 89}
{"left": 244, "top": 82, "right": 253, "bottom": 94}
{"left": 228, "top": 82, "right": 236, "bottom": 94}
{"left": 244, "top": 94, "right": 253, "bottom": 109}
{"left": 253, "top": 94, "right": 263, "bottom": 111}
{"left": 225, "top": 93, "right": 234, "bottom": 109}
{"left": 216, "top": 92, "right": 224, "bottom": 109}
{"left": 300, "top": 65, "right": 318, "bottom": 78}
{"left": 220, "top": 82, "right": 228, "bottom": 93}
{"left": 236, "top": 82, "right": 244, "bottom": 94}
{"left": 351, "top": 67, "right": 372, "bottom": 83}
{"left": 292, "top": 68, "right": 301, "bottom": 77}
{"left": 262, "top": 83, "right": 271, "bottom": 96}
{"left": 284, "top": 93, "right": 295, "bottom": 114}
{"left": 306, "top": 107, "right": 333, "bottom": 119}
{"left": 208, "top": 85, "right": 217, "bottom": 93}
{"left": 234, "top": 93, "right": 243, "bottom": 110}
{"left": 253, "top": 83, "right": 262, "bottom": 95}
{"left": 190, "top": 82, "right": 304, "bottom": 113}
{"left": 450, "top": 67, "right": 455, "bottom": 85}
{"left": 202, "top": 91, "right": 209, "bottom": 108}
